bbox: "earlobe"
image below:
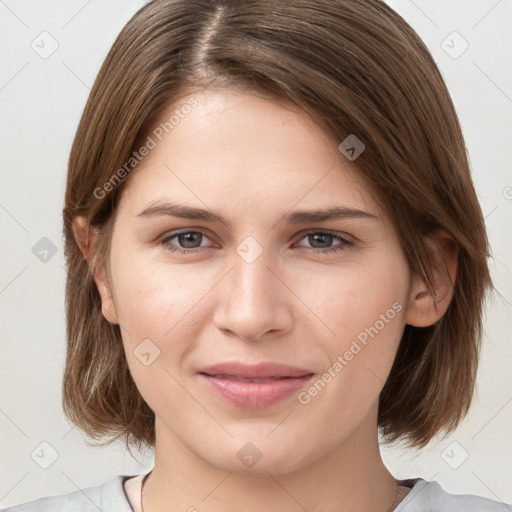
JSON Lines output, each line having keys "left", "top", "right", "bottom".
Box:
{"left": 405, "top": 230, "right": 459, "bottom": 328}
{"left": 72, "top": 216, "right": 119, "bottom": 325}
{"left": 95, "top": 270, "right": 119, "bottom": 325}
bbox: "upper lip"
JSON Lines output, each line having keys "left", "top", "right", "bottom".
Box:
{"left": 198, "top": 362, "right": 314, "bottom": 379}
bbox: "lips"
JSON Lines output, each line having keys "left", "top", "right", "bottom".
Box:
{"left": 197, "top": 362, "right": 314, "bottom": 408}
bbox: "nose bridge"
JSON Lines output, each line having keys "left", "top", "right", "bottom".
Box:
{"left": 213, "top": 235, "right": 292, "bottom": 340}
{"left": 231, "top": 235, "right": 277, "bottom": 306}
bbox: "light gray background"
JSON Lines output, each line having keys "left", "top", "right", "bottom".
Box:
{"left": 1, "top": 0, "right": 511, "bottom": 508}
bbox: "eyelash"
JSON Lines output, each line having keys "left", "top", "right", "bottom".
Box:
{"left": 159, "top": 229, "right": 354, "bottom": 255}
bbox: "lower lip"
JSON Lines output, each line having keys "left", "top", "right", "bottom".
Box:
{"left": 198, "top": 373, "right": 314, "bottom": 408}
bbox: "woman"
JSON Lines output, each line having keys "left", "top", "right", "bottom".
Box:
{"left": 3, "top": 0, "right": 509, "bottom": 511}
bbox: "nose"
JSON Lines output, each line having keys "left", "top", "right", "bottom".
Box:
{"left": 212, "top": 242, "right": 294, "bottom": 342}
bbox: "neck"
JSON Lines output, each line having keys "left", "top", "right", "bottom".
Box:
{"left": 142, "top": 414, "right": 400, "bottom": 512}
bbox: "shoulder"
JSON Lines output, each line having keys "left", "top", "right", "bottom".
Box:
{"left": 396, "top": 478, "right": 512, "bottom": 512}
{"left": 0, "top": 474, "right": 134, "bottom": 512}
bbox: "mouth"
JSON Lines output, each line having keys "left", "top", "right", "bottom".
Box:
{"left": 203, "top": 375, "right": 300, "bottom": 382}
{"left": 197, "top": 362, "right": 314, "bottom": 408}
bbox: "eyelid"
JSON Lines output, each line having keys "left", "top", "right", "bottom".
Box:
{"left": 293, "top": 228, "right": 355, "bottom": 244}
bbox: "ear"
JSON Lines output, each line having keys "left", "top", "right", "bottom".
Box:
{"left": 72, "top": 216, "right": 119, "bottom": 325}
{"left": 405, "top": 230, "right": 459, "bottom": 327}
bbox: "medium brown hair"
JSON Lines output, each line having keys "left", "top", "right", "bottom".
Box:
{"left": 62, "top": 0, "right": 492, "bottom": 452}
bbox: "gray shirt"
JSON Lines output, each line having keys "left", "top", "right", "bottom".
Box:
{"left": 1, "top": 475, "right": 511, "bottom": 512}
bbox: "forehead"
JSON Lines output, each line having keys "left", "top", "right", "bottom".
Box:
{"left": 117, "top": 87, "right": 379, "bottom": 220}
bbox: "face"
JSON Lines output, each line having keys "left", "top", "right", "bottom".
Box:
{"left": 100, "top": 87, "right": 414, "bottom": 475}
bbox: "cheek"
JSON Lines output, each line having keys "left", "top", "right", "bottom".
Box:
{"left": 108, "top": 252, "right": 212, "bottom": 408}
{"left": 110, "top": 247, "right": 205, "bottom": 332}
{"left": 296, "top": 258, "right": 407, "bottom": 344}
{"left": 294, "top": 260, "right": 408, "bottom": 402}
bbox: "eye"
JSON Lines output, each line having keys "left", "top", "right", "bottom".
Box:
{"left": 160, "top": 229, "right": 353, "bottom": 255}
{"left": 294, "top": 230, "right": 354, "bottom": 254}
{"left": 160, "top": 230, "right": 213, "bottom": 254}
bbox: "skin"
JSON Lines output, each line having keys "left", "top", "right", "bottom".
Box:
{"left": 74, "top": 87, "right": 457, "bottom": 512}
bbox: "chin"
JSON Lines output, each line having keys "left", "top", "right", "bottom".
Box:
{"left": 202, "top": 438, "right": 316, "bottom": 477}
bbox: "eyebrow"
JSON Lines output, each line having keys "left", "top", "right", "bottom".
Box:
{"left": 136, "top": 201, "right": 377, "bottom": 227}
